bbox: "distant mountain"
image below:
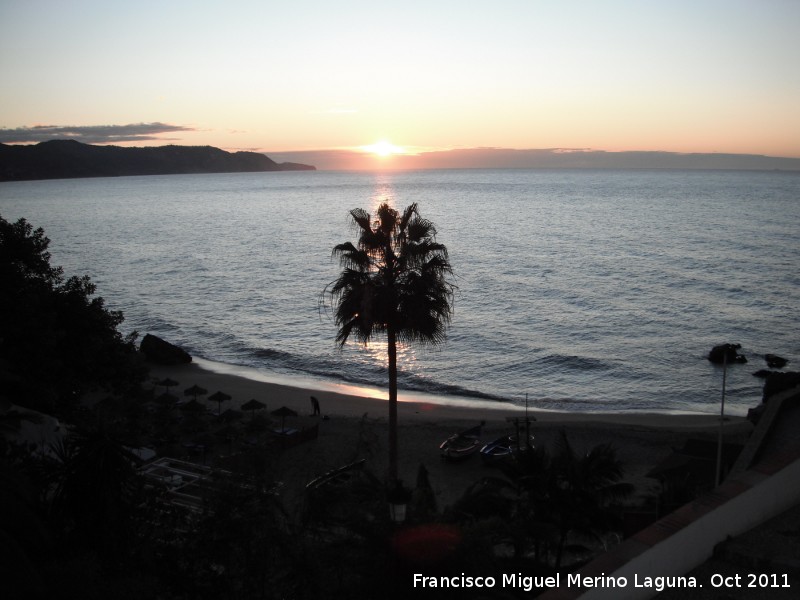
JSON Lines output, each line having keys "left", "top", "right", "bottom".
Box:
{"left": 407, "top": 148, "right": 800, "bottom": 171}
{"left": 0, "top": 140, "right": 315, "bottom": 181}
{"left": 268, "top": 147, "right": 800, "bottom": 172}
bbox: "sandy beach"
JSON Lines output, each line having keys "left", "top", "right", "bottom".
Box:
{"left": 146, "top": 360, "right": 754, "bottom": 512}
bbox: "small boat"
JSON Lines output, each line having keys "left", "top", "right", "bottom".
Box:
{"left": 480, "top": 434, "right": 535, "bottom": 464}
{"left": 440, "top": 422, "right": 484, "bottom": 462}
{"left": 305, "top": 458, "right": 367, "bottom": 490}
{"left": 480, "top": 436, "right": 514, "bottom": 463}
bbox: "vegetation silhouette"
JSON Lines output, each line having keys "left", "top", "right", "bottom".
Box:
{"left": 450, "top": 431, "right": 633, "bottom": 570}
{"left": 0, "top": 214, "right": 145, "bottom": 416}
{"left": 324, "top": 202, "right": 456, "bottom": 481}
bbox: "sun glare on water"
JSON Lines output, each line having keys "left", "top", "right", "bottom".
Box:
{"left": 362, "top": 140, "right": 405, "bottom": 157}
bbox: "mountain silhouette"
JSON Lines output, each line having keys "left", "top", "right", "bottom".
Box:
{"left": 0, "top": 140, "right": 315, "bottom": 181}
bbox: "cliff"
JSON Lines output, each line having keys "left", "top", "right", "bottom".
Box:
{"left": 0, "top": 140, "right": 315, "bottom": 181}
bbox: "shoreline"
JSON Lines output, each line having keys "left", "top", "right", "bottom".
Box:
{"left": 146, "top": 359, "right": 754, "bottom": 509}
{"left": 161, "top": 357, "right": 749, "bottom": 430}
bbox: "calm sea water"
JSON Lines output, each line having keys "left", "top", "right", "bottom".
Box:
{"left": 2, "top": 169, "right": 799, "bottom": 416}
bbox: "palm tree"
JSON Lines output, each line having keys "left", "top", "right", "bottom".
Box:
{"left": 325, "top": 202, "right": 455, "bottom": 481}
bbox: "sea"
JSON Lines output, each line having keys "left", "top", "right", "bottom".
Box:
{"left": 1, "top": 169, "right": 798, "bottom": 417}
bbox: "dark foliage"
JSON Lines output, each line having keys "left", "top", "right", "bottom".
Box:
{"left": 0, "top": 214, "right": 146, "bottom": 415}
{"left": 450, "top": 432, "right": 633, "bottom": 571}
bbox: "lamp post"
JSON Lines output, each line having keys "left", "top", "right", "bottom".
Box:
{"left": 387, "top": 480, "right": 411, "bottom": 524}
{"left": 715, "top": 353, "right": 728, "bottom": 487}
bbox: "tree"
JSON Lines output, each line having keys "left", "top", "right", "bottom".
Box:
{"left": 325, "top": 203, "right": 455, "bottom": 481}
{"left": 0, "top": 214, "right": 145, "bottom": 414}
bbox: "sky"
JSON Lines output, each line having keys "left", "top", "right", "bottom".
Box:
{"left": 1, "top": 0, "right": 799, "bottom": 169}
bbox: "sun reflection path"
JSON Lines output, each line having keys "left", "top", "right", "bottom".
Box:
{"left": 369, "top": 172, "right": 398, "bottom": 213}
{"left": 361, "top": 339, "right": 419, "bottom": 375}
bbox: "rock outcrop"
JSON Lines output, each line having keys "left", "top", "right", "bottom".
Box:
{"left": 140, "top": 333, "right": 192, "bottom": 365}
{"left": 765, "top": 354, "right": 788, "bottom": 369}
{"left": 707, "top": 343, "right": 747, "bottom": 365}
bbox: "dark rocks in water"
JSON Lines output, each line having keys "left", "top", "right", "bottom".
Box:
{"left": 747, "top": 403, "right": 766, "bottom": 425}
{"left": 140, "top": 333, "right": 191, "bottom": 365}
{"left": 765, "top": 354, "right": 788, "bottom": 369}
{"left": 753, "top": 369, "right": 778, "bottom": 379}
{"left": 707, "top": 343, "right": 747, "bottom": 365}
{"left": 762, "top": 371, "right": 800, "bottom": 402}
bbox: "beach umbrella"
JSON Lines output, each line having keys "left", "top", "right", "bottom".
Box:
{"left": 208, "top": 391, "right": 232, "bottom": 415}
{"left": 217, "top": 408, "right": 243, "bottom": 423}
{"left": 179, "top": 398, "right": 206, "bottom": 414}
{"left": 241, "top": 398, "right": 266, "bottom": 419}
{"left": 215, "top": 424, "right": 240, "bottom": 454}
{"left": 154, "top": 391, "right": 178, "bottom": 409}
{"left": 215, "top": 423, "right": 240, "bottom": 440}
{"left": 181, "top": 414, "right": 208, "bottom": 434}
{"left": 271, "top": 405, "right": 298, "bottom": 432}
{"left": 184, "top": 384, "right": 208, "bottom": 401}
{"left": 156, "top": 377, "right": 179, "bottom": 395}
{"left": 192, "top": 432, "right": 216, "bottom": 464}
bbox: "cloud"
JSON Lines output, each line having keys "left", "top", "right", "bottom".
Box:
{"left": 0, "top": 122, "right": 195, "bottom": 144}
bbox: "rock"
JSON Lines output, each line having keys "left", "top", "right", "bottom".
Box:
{"left": 707, "top": 343, "right": 747, "bottom": 365}
{"left": 762, "top": 371, "right": 800, "bottom": 402}
{"left": 752, "top": 369, "right": 778, "bottom": 379}
{"left": 139, "top": 334, "right": 192, "bottom": 365}
{"left": 747, "top": 403, "right": 766, "bottom": 425}
{"left": 765, "top": 354, "right": 788, "bottom": 369}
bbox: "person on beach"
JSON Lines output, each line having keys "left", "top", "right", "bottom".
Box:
{"left": 310, "top": 395, "right": 320, "bottom": 416}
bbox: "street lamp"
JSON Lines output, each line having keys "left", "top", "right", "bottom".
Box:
{"left": 387, "top": 480, "right": 412, "bottom": 524}
{"left": 715, "top": 353, "right": 728, "bottom": 487}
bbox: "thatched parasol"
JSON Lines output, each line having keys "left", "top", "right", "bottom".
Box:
{"left": 179, "top": 398, "right": 206, "bottom": 414}
{"left": 192, "top": 432, "right": 216, "bottom": 464}
{"left": 181, "top": 414, "right": 208, "bottom": 434}
{"left": 241, "top": 398, "right": 266, "bottom": 419}
{"left": 156, "top": 377, "right": 179, "bottom": 394}
{"left": 217, "top": 408, "right": 243, "bottom": 423}
{"left": 271, "top": 405, "right": 298, "bottom": 432}
{"left": 208, "top": 390, "right": 232, "bottom": 415}
{"left": 215, "top": 424, "right": 240, "bottom": 454}
{"left": 154, "top": 391, "right": 178, "bottom": 409}
{"left": 184, "top": 384, "right": 208, "bottom": 401}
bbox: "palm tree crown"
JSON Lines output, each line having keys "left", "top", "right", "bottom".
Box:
{"left": 329, "top": 202, "right": 454, "bottom": 346}
{"left": 326, "top": 202, "right": 455, "bottom": 481}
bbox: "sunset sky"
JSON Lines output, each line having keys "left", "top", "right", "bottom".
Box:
{"left": 1, "top": 0, "right": 798, "bottom": 169}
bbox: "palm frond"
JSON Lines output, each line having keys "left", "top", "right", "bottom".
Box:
{"left": 349, "top": 208, "right": 372, "bottom": 234}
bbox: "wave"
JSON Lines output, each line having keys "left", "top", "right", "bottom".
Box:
{"left": 199, "top": 340, "right": 513, "bottom": 405}
{"left": 536, "top": 353, "right": 617, "bottom": 371}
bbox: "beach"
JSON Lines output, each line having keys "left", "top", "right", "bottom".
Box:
{"left": 147, "top": 360, "right": 754, "bottom": 511}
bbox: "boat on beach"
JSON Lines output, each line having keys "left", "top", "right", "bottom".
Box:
{"left": 305, "top": 458, "right": 367, "bottom": 490}
{"left": 480, "top": 433, "right": 535, "bottom": 464}
{"left": 440, "top": 422, "right": 484, "bottom": 462}
{"left": 481, "top": 405, "right": 537, "bottom": 464}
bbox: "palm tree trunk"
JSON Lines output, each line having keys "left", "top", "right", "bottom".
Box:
{"left": 387, "top": 327, "right": 398, "bottom": 482}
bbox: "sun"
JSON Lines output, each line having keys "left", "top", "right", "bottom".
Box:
{"left": 361, "top": 139, "right": 405, "bottom": 157}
